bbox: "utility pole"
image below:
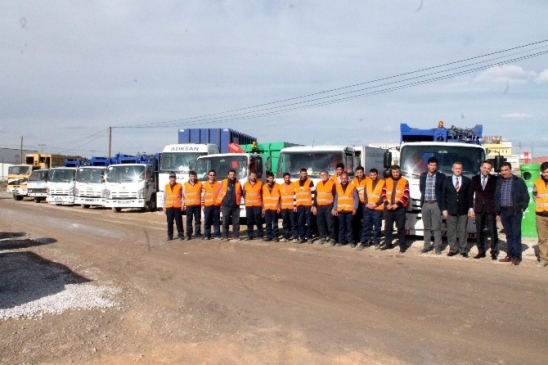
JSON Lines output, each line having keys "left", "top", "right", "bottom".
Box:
{"left": 108, "top": 127, "right": 112, "bottom": 159}
{"left": 38, "top": 143, "right": 46, "bottom": 153}
{"left": 20, "top": 136, "right": 23, "bottom": 163}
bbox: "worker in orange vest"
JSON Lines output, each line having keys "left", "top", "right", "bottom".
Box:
{"left": 331, "top": 162, "right": 345, "bottom": 185}
{"left": 360, "top": 168, "right": 385, "bottom": 250}
{"left": 314, "top": 170, "right": 336, "bottom": 246}
{"left": 243, "top": 171, "right": 264, "bottom": 240}
{"left": 216, "top": 169, "right": 243, "bottom": 241}
{"left": 262, "top": 172, "right": 281, "bottom": 242}
{"left": 533, "top": 161, "right": 548, "bottom": 268}
{"left": 296, "top": 168, "right": 315, "bottom": 243}
{"left": 184, "top": 170, "right": 203, "bottom": 240}
{"left": 352, "top": 166, "right": 367, "bottom": 244}
{"left": 332, "top": 172, "right": 359, "bottom": 247}
{"left": 381, "top": 165, "right": 410, "bottom": 253}
{"left": 163, "top": 171, "right": 184, "bottom": 241}
{"left": 279, "top": 172, "right": 297, "bottom": 242}
{"left": 202, "top": 169, "right": 222, "bottom": 240}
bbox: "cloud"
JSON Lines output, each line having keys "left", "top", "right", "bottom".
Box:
{"left": 536, "top": 69, "right": 548, "bottom": 84}
{"left": 475, "top": 65, "right": 536, "bottom": 85}
{"left": 501, "top": 113, "right": 533, "bottom": 120}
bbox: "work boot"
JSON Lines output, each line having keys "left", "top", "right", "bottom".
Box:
{"left": 328, "top": 239, "right": 336, "bottom": 247}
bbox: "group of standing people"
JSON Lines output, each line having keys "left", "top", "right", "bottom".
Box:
{"left": 163, "top": 158, "right": 548, "bottom": 268}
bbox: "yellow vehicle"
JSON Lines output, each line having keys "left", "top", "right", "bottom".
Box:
{"left": 7, "top": 153, "right": 69, "bottom": 200}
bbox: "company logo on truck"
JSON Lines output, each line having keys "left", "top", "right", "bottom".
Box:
{"left": 170, "top": 146, "right": 201, "bottom": 152}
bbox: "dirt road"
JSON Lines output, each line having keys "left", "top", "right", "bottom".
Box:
{"left": 1, "top": 194, "right": 547, "bottom": 365}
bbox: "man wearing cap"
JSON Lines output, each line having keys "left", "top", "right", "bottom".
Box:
{"left": 163, "top": 171, "right": 184, "bottom": 241}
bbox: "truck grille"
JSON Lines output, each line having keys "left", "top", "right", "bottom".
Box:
{"left": 112, "top": 191, "right": 137, "bottom": 199}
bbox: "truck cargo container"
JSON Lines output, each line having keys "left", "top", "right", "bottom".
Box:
{"left": 241, "top": 141, "right": 301, "bottom": 175}
{"left": 178, "top": 128, "right": 256, "bottom": 154}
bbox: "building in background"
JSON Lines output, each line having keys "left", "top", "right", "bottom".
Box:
{"left": 482, "top": 136, "right": 520, "bottom": 172}
{"left": 0, "top": 147, "right": 38, "bottom": 181}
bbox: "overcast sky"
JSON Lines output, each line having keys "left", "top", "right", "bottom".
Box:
{"left": 1, "top": 1, "right": 547, "bottom": 158}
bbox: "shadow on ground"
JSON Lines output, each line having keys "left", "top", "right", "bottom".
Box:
{"left": 0, "top": 251, "right": 90, "bottom": 310}
{"left": 0, "top": 231, "right": 57, "bottom": 250}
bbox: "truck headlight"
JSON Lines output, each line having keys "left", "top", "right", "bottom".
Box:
{"left": 137, "top": 188, "right": 144, "bottom": 199}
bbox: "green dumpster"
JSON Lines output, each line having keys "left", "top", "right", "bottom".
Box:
{"left": 520, "top": 163, "right": 540, "bottom": 238}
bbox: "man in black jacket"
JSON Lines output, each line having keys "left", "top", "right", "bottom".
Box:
{"left": 419, "top": 157, "right": 446, "bottom": 254}
{"left": 468, "top": 160, "right": 499, "bottom": 260}
{"left": 495, "top": 162, "right": 530, "bottom": 265}
{"left": 441, "top": 161, "right": 471, "bottom": 257}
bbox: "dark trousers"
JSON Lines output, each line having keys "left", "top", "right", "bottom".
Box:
{"left": 363, "top": 208, "right": 383, "bottom": 244}
{"left": 338, "top": 211, "right": 354, "bottom": 244}
{"left": 500, "top": 209, "right": 523, "bottom": 259}
{"left": 281, "top": 208, "right": 297, "bottom": 239}
{"left": 317, "top": 204, "right": 335, "bottom": 240}
{"left": 185, "top": 205, "right": 201, "bottom": 238}
{"left": 475, "top": 211, "right": 499, "bottom": 255}
{"left": 353, "top": 204, "right": 364, "bottom": 242}
{"left": 221, "top": 205, "right": 240, "bottom": 239}
{"left": 166, "top": 207, "right": 183, "bottom": 238}
{"left": 384, "top": 207, "right": 406, "bottom": 248}
{"left": 204, "top": 205, "right": 221, "bottom": 239}
{"left": 447, "top": 214, "right": 468, "bottom": 254}
{"left": 297, "top": 206, "right": 313, "bottom": 240}
{"left": 246, "top": 206, "right": 264, "bottom": 238}
{"left": 264, "top": 210, "right": 279, "bottom": 240}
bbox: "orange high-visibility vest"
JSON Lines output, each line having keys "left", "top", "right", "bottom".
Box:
{"left": 352, "top": 177, "right": 367, "bottom": 203}
{"left": 316, "top": 179, "right": 335, "bottom": 206}
{"left": 184, "top": 181, "right": 203, "bottom": 206}
{"left": 263, "top": 183, "right": 280, "bottom": 211}
{"left": 295, "top": 179, "right": 313, "bottom": 207}
{"left": 331, "top": 174, "right": 341, "bottom": 185}
{"left": 244, "top": 180, "right": 263, "bottom": 207}
{"left": 535, "top": 178, "right": 548, "bottom": 213}
{"left": 384, "top": 177, "right": 409, "bottom": 207}
{"left": 366, "top": 178, "right": 385, "bottom": 211}
{"left": 164, "top": 183, "right": 183, "bottom": 208}
{"left": 203, "top": 180, "right": 221, "bottom": 207}
{"left": 280, "top": 182, "right": 296, "bottom": 210}
{"left": 336, "top": 183, "right": 356, "bottom": 212}
{"left": 216, "top": 179, "right": 242, "bottom": 206}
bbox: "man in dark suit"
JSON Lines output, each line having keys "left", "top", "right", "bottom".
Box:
{"left": 495, "top": 162, "right": 530, "bottom": 265}
{"left": 419, "top": 157, "right": 446, "bottom": 254}
{"left": 441, "top": 161, "right": 471, "bottom": 257}
{"left": 468, "top": 160, "right": 499, "bottom": 260}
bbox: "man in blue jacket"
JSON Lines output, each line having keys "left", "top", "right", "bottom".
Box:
{"left": 495, "top": 162, "right": 530, "bottom": 265}
{"left": 419, "top": 157, "right": 446, "bottom": 254}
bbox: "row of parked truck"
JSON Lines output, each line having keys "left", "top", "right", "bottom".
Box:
{"left": 6, "top": 123, "right": 488, "bottom": 236}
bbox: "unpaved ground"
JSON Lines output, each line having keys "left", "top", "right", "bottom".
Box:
{"left": 1, "top": 193, "right": 547, "bottom": 365}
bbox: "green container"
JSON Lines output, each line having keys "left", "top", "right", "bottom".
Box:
{"left": 241, "top": 141, "right": 301, "bottom": 175}
{"left": 520, "top": 163, "right": 540, "bottom": 238}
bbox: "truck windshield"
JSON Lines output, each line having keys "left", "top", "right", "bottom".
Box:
{"left": 400, "top": 145, "right": 485, "bottom": 179}
{"left": 49, "top": 169, "right": 76, "bottom": 183}
{"left": 106, "top": 165, "right": 145, "bottom": 183}
{"left": 195, "top": 155, "right": 249, "bottom": 181}
{"left": 160, "top": 152, "right": 204, "bottom": 172}
{"left": 29, "top": 170, "right": 48, "bottom": 182}
{"left": 276, "top": 152, "right": 345, "bottom": 178}
{"left": 76, "top": 168, "right": 104, "bottom": 183}
{"left": 8, "top": 166, "right": 31, "bottom": 175}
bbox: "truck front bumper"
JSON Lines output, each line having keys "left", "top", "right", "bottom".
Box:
{"left": 47, "top": 195, "right": 75, "bottom": 205}
{"left": 105, "top": 199, "right": 146, "bottom": 208}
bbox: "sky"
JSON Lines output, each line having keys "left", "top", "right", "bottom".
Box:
{"left": 1, "top": 1, "right": 548, "bottom": 158}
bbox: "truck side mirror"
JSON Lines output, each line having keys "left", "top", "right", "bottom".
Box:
{"left": 383, "top": 151, "right": 392, "bottom": 169}
{"left": 494, "top": 155, "right": 504, "bottom": 173}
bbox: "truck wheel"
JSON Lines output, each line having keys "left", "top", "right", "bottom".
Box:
{"left": 147, "top": 197, "right": 157, "bottom": 212}
{"left": 82, "top": 205, "right": 90, "bottom": 209}
{"left": 113, "top": 207, "right": 122, "bottom": 213}
{"left": 34, "top": 198, "right": 41, "bottom": 203}
{"left": 13, "top": 194, "right": 23, "bottom": 201}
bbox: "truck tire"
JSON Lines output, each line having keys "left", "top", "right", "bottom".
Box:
{"left": 147, "top": 197, "right": 157, "bottom": 212}
{"left": 82, "top": 204, "right": 90, "bottom": 209}
{"left": 13, "top": 194, "right": 24, "bottom": 201}
{"left": 113, "top": 207, "right": 122, "bottom": 213}
{"left": 34, "top": 198, "right": 41, "bottom": 203}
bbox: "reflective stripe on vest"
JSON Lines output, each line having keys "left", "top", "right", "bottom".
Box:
{"left": 216, "top": 179, "right": 242, "bottom": 206}
{"left": 535, "top": 178, "right": 548, "bottom": 213}
{"left": 263, "top": 183, "right": 280, "bottom": 210}
{"left": 184, "top": 181, "right": 203, "bottom": 206}
{"left": 296, "top": 179, "right": 313, "bottom": 207}
{"left": 316, "top": 180, "right": 335, "bottom": 206}
{"left": 352, "top": 177, "right": 367, "bottom": 203}
{"left": 244, "top": 181, "right": 263, "bottom": 207}
{"left": 366, "top": 178, "right": 385, "bottom": 211}
{"left": 280, "top": 182, "right": 296, "bottom": 209}
{"left": 385, "top": 177, "right": 408, "bottom": 207}
{"left": 164, "top": 183, "right": 183, "bottom": 208}
{"left": 203, "top": 181, "right": 221, "bottom": 207}
{"left": 336, "top": 183, "right": 355, "bottom": 212}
